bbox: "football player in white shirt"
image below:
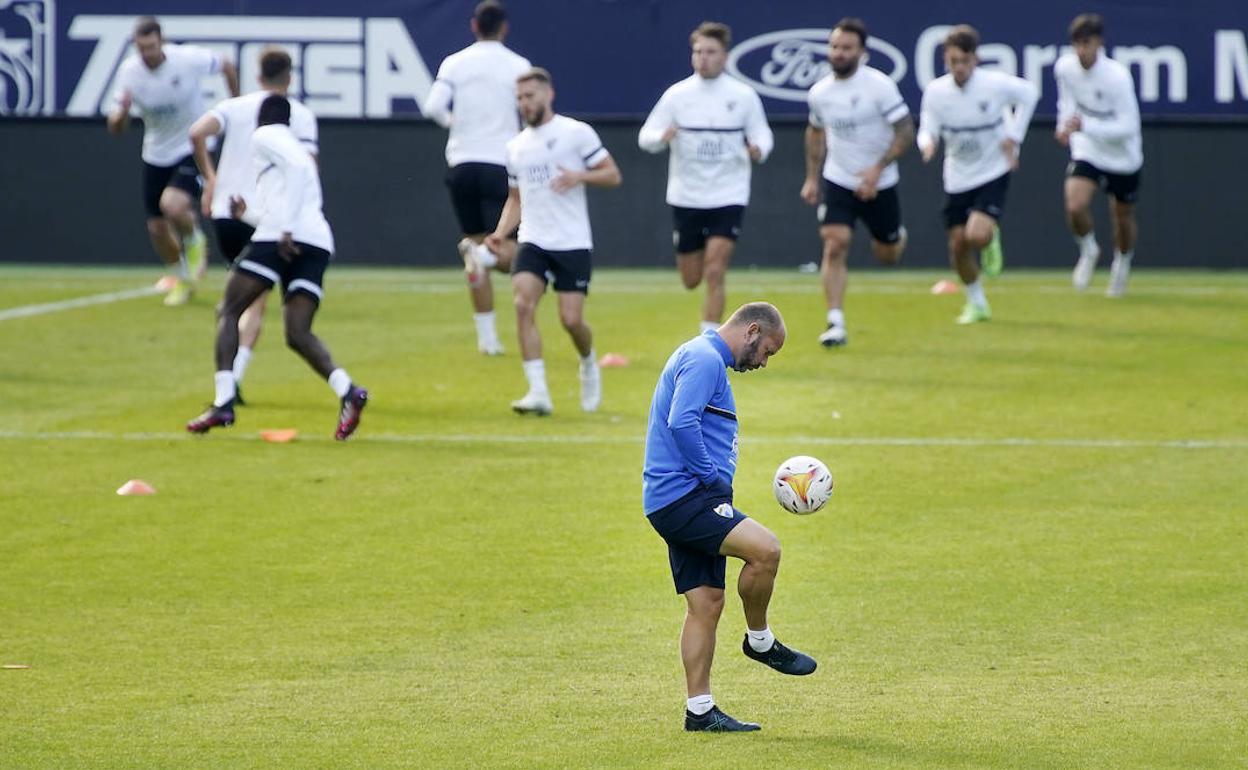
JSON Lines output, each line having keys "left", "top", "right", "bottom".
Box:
{"left": 424, "top": 1, "right": 531, "bottom": 354}
{"left": 1056, "top": 14, "right": 1143, "bottom": 298}
{"left": 801, "top": 18, "right": 914, "bottom": 347}
{"left": 639, "top": 21, "right": 774, "bottom": 334}
{"left": 106, "top": 16, "right": 239, "bottom": 306}
{"left": 485, "top": 68, "right": 622, "bottom": 416}
{"left": 186, "top": 96, "right": 368, "bottom": 441}
{"left": 189, "top": 47, "right": 317, "bottom": 402}
{"left": 918, "top": 25, "right": 1039, "bottom": 324}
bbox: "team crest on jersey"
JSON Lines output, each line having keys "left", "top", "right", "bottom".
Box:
{"left": 546, "top": 138, "right": 556, "bottom": 149}
{"left": 1095, "top": 89, "right": 1104, "bottom": 100}
{"left": 726, "top": 100, "right": 736, "bottom": 111}
{"left": 171, "top": 76, "right": 181, "bottom": 88}
{"left": 978, "top": 100, "right": 989, "bottom": 112}
{"left": 850, "top": 95, "right": 860, "bottom": 107}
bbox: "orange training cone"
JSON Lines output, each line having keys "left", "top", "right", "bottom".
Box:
{"left": 930, "top": 279, "right": 961, "bottom": 295}
{"left": 116, "top": 479, "right": 156, "bottom": 496}
{"left": 599, "top": 353, "right": 629, "bottom": 368}
{"left": 259, "top": 429, "right": 299, "bottom": 443}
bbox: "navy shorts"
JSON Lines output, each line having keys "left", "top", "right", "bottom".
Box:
{"left": 142, "top": 154, "right": 200, "bottom": 218}
{"left": 514, "top": 242, "right": 592, "bottom": 293}
{"left": 819, "top": 179, "right": 904, "bottom": 244}
{"left": 234, "top": 241, "right": 331, "bottom": 306}
{"left": 212, "top": 218, "right": 255, "bottom": 265}
{"left": 445, "top": 162, "right": 510, "bottom": 235}
{"left": 1067, "top": 160, "right": 1141, "bottom": 204}
{"left": 943, "top": 172, "right": 1010, "bottom": 229}
{"left": 647, "top": 485, "right": 748, "bottom": 594}
{"left": 672, "top": 205, "right": 745, "bottom": 254}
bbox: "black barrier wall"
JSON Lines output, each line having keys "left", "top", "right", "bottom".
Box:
{"left": 1, "top": 118, "right": 1244, "bottom": 269}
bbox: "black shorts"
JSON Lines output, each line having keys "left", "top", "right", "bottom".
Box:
{"left": 513, "top": 243, "right": 592, "bottom": 293}
{"left": 234, "top": 241, "right": 331, "bottom": 306}
{"left": 671, "top": 205, "right": 745, "bottom": 254}
{"left": 212, "top": 218, "right": 256, "bottom": 265}
{"left": 943, "top": 172, "right": 1011, "bottom": 229}
{"left": 647, "top": 485, "right": 749, "bottom": 594}
{"left": 1068, "top": 160, "right": 1141, "bottom": 204}
{"left": 819, "top": 179, "right": 904, "bottom": 244}
{"left": 445, "top": 162, "right": 510, "bottom": 235}
{"left": 142, "top": 155, "right": 200, "bottom": 218}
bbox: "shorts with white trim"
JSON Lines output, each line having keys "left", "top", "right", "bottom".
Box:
{"left": 234, "top": 242, "right": 331, "bottom": 305}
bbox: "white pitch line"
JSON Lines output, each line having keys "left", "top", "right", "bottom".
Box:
{"left": 0, "top": 429, "right": 1244, "bottom": 450}
{"left": 0, "top": 286, "right": 160, "bottom": 322}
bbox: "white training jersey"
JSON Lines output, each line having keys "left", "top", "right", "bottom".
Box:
{"left": 506, "top": 114, "right": 610, "bottom": 251}
{"left": 113, "top": 44, "right": 222, "bottom": 166}
{"left": 638, "top": 74, "right": 774, "bottom": 208}
{"left": 249, "top": 124, "right": 334, "bottom": 253}
{"left": 424, "top": 40, "right": 531, "bottom": 167}
{"left": 807, "top": 66, "right": 910, "bottom": 190}
{"left": 917, "top": 68, "right": 1040, "bottom": 193}
{"left": 1054, "top": 52, "right": 1143, "bottom": 174}
{"left": 205, "top": 92, "right": 318, "bottom": 220}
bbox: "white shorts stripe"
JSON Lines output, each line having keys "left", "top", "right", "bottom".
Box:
{"left": 287, "top": 278, "right": 324, "bottom": 299}
{"left": 237, "top": 259, "right": 280, "bottom": 284}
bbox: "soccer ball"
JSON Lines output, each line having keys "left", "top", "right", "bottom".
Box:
{"left": 773, "top": 456, "right": 833, "bottom": 515}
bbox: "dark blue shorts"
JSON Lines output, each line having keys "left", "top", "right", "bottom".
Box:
{"left": 647, "top": 485, "right": 748, "bottom": 594}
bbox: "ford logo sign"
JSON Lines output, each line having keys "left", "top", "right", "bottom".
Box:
{"left": 726, "top": 28, "right": 908, "bottom": 102}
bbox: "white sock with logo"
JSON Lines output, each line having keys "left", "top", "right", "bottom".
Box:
{"left": 473, "top": 243, "right": 498, "bottom": 269}
{"left": 1077, "top": 232, "right": 1098, "bottom": 256}
{"left": 687, "top": 693, "right": 714, "bottom": 716}
{"left": 327, "top": 368, "right": 353, "bottom": 399}
{"left": 522, "top": 358, "right": 549, "bottom": 396}
{"left": 232, "top": 346, "right": 253, "bottom": 384}
{"left": 699, "top": 320, "right": 718, "bottom": 334}
{"left": 747, "top": 626, "right": 776, "bottom": 653}
{"left": 826, "top": 308, "right": 845, "bottom": 327}
{"left": 965, "top": 280, "right": 988, "bottom": 308}
{"left": 213, "top": 371, "right": 236, "bottom": 408}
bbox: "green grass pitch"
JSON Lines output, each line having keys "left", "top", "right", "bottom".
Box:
{"left": 1, "top": 266, "right": 1245, "bottom": 768}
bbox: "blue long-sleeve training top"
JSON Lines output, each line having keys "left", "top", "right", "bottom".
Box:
{"left": 642, "top": 330, "right": 739, "bottom": 514}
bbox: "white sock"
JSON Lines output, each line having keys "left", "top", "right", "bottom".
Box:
{"left": 747, "top": 627, "right": 776, "bottom": 653}
{"left": 579, "top": 349, "right": 597, "bottom": 373}
{"left": 176, "top": 254, "right": 190, "bottom": 280}
{"left": 473, "top": 243, "right": 498, "bottom": 269}
{"left": 826, "top": 308, "right": 845, "bottom": 327}
{"left": 213, "top": 371, "right": 236, "bottom": 407}
{"left": 522, "top": 358, "right": 549, "bottom": 396}
{"left": 686, "top": 693, "right": 714, "bottom": 716}
{"left": 232, "top": 346, "right": 253, "bottom": 384}
{"left": 1114, "top": 250, "right": 1133, "bottom": 263}
{"left": 699, "top": 320, "right": 718, "bottom": 334}
{"left": 327, "top": 368, "right": 352, "bottom": 398}
{"left": 965, "top": 280, "right": 987, "bottom": 307}
{"left": 1077, "top": 232, "right": 1098, "bottom": 255}
{"left": 473, "top": 311, "right": 498, "bottom": 342}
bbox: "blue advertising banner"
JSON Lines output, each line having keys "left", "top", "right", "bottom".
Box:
{"left": 2, "top": 0, "right": 1246, "bottom": 119}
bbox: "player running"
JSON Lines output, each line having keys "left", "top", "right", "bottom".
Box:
{"left": 189, "top": 47, "right": 318, "bottom": 399}
{"left": 186, "top": 96, "right": 368, "bottom": 440}
{"left": 639, "top": 21, "right": 773, "bottom": 334}
{"left": 1056, "top": 14, "right": 1143, "bottom": 298}
{"left": 423, "top": 1, "right": 531, "bottom": 355}
{"left": 643, "top": 302, "right": 816, "bottom": 732}
{"left": 487, "top": 68, "right": 621, "bottom": 416}
{"left": 801, "top": 17, "right": 914, "bottom": 347}
{"left": 106, "top": 16, "right": 239, "bottom": 306}
{"left": 918, "top": 25, "right": 1038, "bottom": 324}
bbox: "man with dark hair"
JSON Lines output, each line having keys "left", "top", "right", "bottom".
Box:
{"left": 802, "top": 17, "right": 914, "bottom": 347}
{"left": 1056, "top": 14, "right": 1142, "bottom": 297}
{"left": 424, "top": 0, "right": 531, "bottom": 355}
{"left": 107, "top": 15, "right": 239, "bottom": 305}
{"left": 639, "top": 21, "right": 774, "bottom": 334}
{"left": 189, "top": 46, "right": 318, "bottom": 398}
{"left": 187, "top": 95, "right": 368, "bottom": 440}
{"left": 486, "top": 68, "right": 621, "bottom": 415}
{"left": 643, "top": 301, "right": 816, "bottom": 732}
{"left": 918, "top": 24, "right": 1038, "bottom": 324}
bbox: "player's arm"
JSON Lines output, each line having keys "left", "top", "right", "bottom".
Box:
{"left": 1001, "top": 74, "right": 1040, "bottom": 167}
{"left": 744, "top": 92, "right": 774, "bottom": 163}
{"left": 1077, "top": 73, "right": 1141, "bottom": 141}
{"left": 222, "top": 58, "right": 240, "bottom": 98}
{"left": 857, "top": 107, "right": 915, "bottom": 201}
{"left": 637, "top": 93, "right": 676, "bottom": 152}
{"left": 486, "top": 186, "right": 521, "bottom": 254}
{"left": 423, "top": 79, "right": 453, "bottom": 128}
{"left": 1054, "top": 65, "right": 1077, "bottom": 145}
{"left": 553, "top": 134, "right": 621, "bottom": 191}
{"left": 189, "top": 111, "right": 224, "bottom": 217}
{"left": 916, "top": 90, "right": 941, "bottom": 163}
{"left": 256, "top": 132, "right": 307, "bottom": 257}
{"left": 667, "top": 356, "right": 727, "bottom": 493}
{"left": 106, "top": 73, "right": 133, "bottom": 135}
{"left": 800, "top": 116, "right": 825, "bottom": 205}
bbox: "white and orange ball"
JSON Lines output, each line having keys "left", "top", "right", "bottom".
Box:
{"left": 773, "top": 456, "right": 833, "bottom": 514}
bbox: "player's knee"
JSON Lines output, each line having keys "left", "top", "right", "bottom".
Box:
{"left": 874, "top": 243, "right": 901, "bottom": 265}
{"left": 749, "top": 532, "right": 782, "bottom": 573}
{"left": 159, "top": 193, "right": 188, "bottom": 220}
{"left": 145, "top": 218, "right": 167, "bottom": 239}
{"left": 284, "top": 326, "right": 311, "bottom": 353}
{"left": 689, "top": 591, "right": 725, "bottom": 619}
{"left": 679, "top": 271, "right": 701, "bottom": 290}
{"left": 513, "top": 294, "right": 538, "bottom": 320}
{"left": 558, "top": 309, "right": 583, "bottom": 332}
